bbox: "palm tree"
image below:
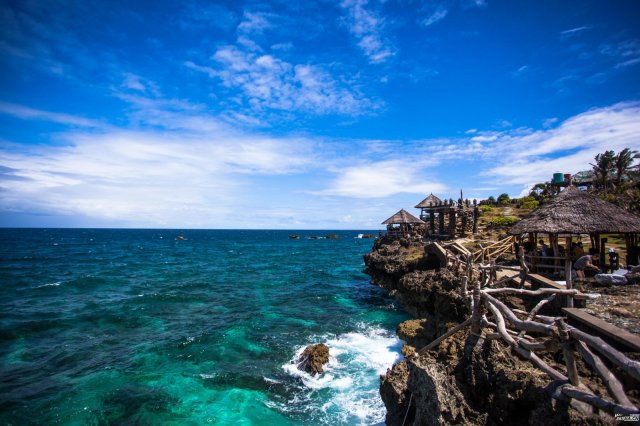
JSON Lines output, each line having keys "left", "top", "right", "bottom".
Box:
{"left": 614, "top": 148, "right": 637, "bottom": 187}
{"left": 591, "top": 150, "right": 615, "bottom": 194}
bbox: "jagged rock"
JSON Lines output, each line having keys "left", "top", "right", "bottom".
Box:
{"left": 397, "top": 319, "right": 435, "bottom": 350}
{"left": 595, "top": 274, "right": 628, "bottom": 286}
{"left": 325, "top": 234, "right": 339, "bottom": 239}
{"left": 424, "top": 242, "right": 448, "bottom": 268}
{"left": 297, "top": 343, "right": 329, "bottom": 376}
{"left": 380, "top": 361, "right": 411, "bottom": 426}
{"left": 408, "top": 353, "right": 483, "bottom": 426}
{"left": 365, "top": 239, "right": 620, "bottom": 425}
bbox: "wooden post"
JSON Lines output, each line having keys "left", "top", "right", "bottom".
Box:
{"left": 470, "top": 280, "right": 482, "bottom": 334}
{"left": 565, "top": 236, "right": 573, "bottom": 308}
{"left": 438, "top": 210, "right": 445, "bottom": 234}
{"left": 472, "top": 205, "right": 479, "bottom": 234}
{"left": 429, "top": 210, "right": 435, "bottom": 235}
{"left": 556, "top": 318, "right": 580, "bottom": 386}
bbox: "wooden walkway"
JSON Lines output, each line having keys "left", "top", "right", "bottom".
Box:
{"left": 563, "top": 307, "right": 640, "bottom": 353}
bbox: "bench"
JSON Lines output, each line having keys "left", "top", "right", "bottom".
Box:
{"left": 563, "top": 307, "right": 640, "bottom": 353}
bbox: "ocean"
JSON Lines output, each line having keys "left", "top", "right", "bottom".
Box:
{"left": 0, "top": 229, "right": 408, "bottom": 425}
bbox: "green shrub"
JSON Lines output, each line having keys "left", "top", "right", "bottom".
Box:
{"left": 497, "top": 193, "right": 511, "bottom": 206}
{"left": 479, "top": 205, "right": 493, "bottom": 213}
{"left": 520, "top": 199, "right": 539, "bottom": 209}
{"left": 490, "top": 216, "right": 519, "bottom": 227}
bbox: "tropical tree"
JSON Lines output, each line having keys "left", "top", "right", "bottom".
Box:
{"left": 614, "top": 148, "right": 636, "bottom": 187}
{"left": 591, "top": 150, "right": 615, "bottom": 194}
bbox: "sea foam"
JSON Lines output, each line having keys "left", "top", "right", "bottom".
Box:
{"left": 280, "top": 325, "right": 403, "bottom": 424}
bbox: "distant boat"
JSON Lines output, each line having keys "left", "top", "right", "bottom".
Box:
{"left": 289, "top": 235, "right": 301, "bottom": 239}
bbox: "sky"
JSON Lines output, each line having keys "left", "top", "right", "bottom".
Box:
{"left": 1, "top": 0, "right": 639, "bottom": 229}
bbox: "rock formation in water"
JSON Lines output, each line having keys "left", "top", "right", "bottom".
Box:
{"left": 297, "top": 343, "right": 330, "bottom": 376}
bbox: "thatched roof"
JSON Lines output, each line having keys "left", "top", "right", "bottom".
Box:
{"left": 382, "top": 209, "right": 425, "bottom": 225}
{"left": 415, "top": 193, "right": 442, "bottom": 208}
{"left": 509, "top": 186, "right": 640, "bottom": 235}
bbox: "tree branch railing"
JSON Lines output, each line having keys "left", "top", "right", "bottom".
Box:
{"left": 414, "top": 255, "right": 640, "bottom": 418}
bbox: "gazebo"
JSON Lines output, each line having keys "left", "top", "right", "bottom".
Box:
{"left": 382, "top": 209, "right": 425, "bottom": 239}
{"left": 414, "top": 192, "right": 479, "bottom": 237}
{"left": 509, "top": 186, "right": 640, "bottom": 306}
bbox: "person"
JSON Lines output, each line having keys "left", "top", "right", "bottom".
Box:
{"left": 608, "top": 248, "right": 619, "bottom": 273}
{"left": 571, "top": 241, "right": 585, "bottom": 262}
{"left": 574, "top": 253, "right": 600, "bottom": 278}
{"left": 539, "top": 239, "right": 549, "bottom": 257}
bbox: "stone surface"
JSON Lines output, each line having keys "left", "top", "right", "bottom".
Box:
{"left": 297, "top": 343, "right": 329, "bottom": 376}
{"left": 595, "top": 274, "right": 628, "bottom": 286}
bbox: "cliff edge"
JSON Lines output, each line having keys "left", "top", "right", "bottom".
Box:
{"left": 365, "top": 238, "right": 620, "bottom": 425}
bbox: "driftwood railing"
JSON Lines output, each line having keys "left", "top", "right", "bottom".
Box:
{"left": 472, "top": 235, "right": 514, "bottom": 262}
{"left": 414, "top": 251, "right": 640, "bottom": 418}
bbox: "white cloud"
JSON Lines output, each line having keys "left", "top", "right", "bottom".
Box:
{"left": 187, "top": 46, "right": 376, "bottom": 115}
{"left": 421, "top": 8, "right": 448, "bottom": 27}
{"left": 340, "top": 0, "right": 396, "bottom": 64}
{"left": 0, "top": 101, "right": 317, "bottom": 227}
{"left": 318, "top": 160, "right": 447, "bottom": 198}
{"left": 480, "top": 101, "right": 640, "bottom": 188}
{"left": 0, "top": 102, "right": 103, "bottom": 128}
{"left": 560, "top": 26, "right": 591, "bottom": 38}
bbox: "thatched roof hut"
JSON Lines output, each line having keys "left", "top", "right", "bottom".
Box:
{"left": 382, "top": 209, "right": 424, "bottom": 239}
{"left": 509, "top": 186, "right": 640, "bottom": 235}
{"left": 382, "top": 209, "right": 424, "bottom": 225}
{"left": 509, "top": 186, "right": 640, "bottom": 303}
{"left": 415, "top": 193, "right": 443, "bottom": 209}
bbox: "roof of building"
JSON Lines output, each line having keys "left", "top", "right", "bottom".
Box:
{"left": 415, "top": 193, "right": 443, "bottom": 208}
{"left": 509, "top": 186, "right": 640, "bottom": 235}
{"left": 382, "top": 209, "right": 425, "bottom": 225}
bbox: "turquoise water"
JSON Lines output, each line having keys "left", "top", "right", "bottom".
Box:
{"left": 0, "top": 229, "right": 408, "bottom": 425}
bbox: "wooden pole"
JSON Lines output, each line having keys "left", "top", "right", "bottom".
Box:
{"left": 575, "top": 341, "right": 636, "bottom": 409}
{"left": 565, "top": 236, "right": 573, "bottom": 308}
{"left": 556, "top": 318, "right": 580, "bottom": 386}
{"left": 568, "top": 327, "right": 640, "bottom": 382}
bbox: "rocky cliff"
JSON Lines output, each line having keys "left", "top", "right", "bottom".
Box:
{"left": 365, "top": 238, "right": 613, "bottom": 425}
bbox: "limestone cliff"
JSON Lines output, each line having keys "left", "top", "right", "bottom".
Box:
{"left": 365, "top": 238, "right": 613, "bottom": 425}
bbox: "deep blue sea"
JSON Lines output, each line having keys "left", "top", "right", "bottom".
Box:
{"left": 0, "top": 229, "right": 408, "bottom": 425}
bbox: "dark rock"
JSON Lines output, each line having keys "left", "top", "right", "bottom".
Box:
{"left": 297, "top": 343, "right": 329, "bottom": 376}
{"left": 380, "top": 361, "right": 411, "bottom": 425}
{"left": 325, "top": 234, "right": 339, "bottom": 239}
{"left": 424, "top": 242, "right": 448, "bottom": 268}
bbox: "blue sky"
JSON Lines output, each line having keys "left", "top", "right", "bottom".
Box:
{"left": 1, "top": 0, "right": 639, "bottom": 229}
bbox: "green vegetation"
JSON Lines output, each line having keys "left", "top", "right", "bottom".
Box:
{"left": 497, "top": 193, "right": 511, "bottom": 206}
{"left": 518, "top": 196, "right": 539, "bottom": 210}
{"left": 489, "top": 216, "right": 519, "bottom": 227}
{"left": 479, "top": 205, "right": 493, "bottom": 213}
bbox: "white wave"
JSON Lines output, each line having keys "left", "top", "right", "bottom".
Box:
{"left": 35, "top": 281, "right": 62, "bottom": 288}
{"left": 281, "top": 326, "right": 403, "bottom": 424}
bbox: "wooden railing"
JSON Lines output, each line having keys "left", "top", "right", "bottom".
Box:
{"left": 473, "top": 235, "right": 515, "bottom": 262}
{"left": 412, "top": 257, "right": 640, "bottom": 418}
